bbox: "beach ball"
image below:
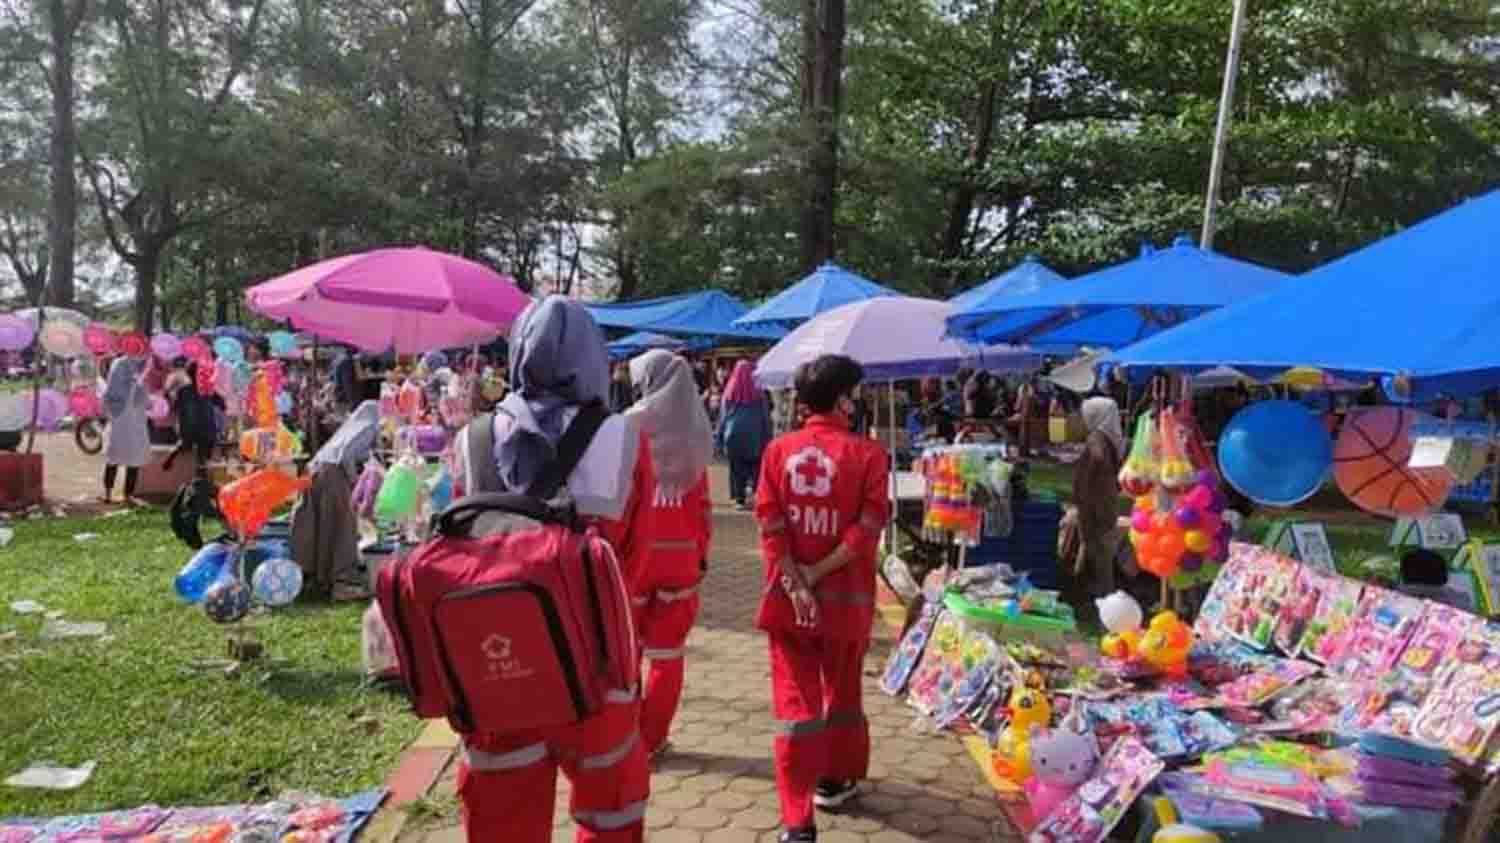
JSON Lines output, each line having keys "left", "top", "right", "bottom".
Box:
{"left": 181, "top": 336, "right": 210, "bottom": 361}
{"left": 1218, "top": 400, "right": 1332, "bottom": 507}
{"left": 213, "top": 337, "right": 243, "bottom": 363}
{"left": 83, "top": 323, "right": 116, "bottom": 355}
{"left": 251, "top": 558, "right": 303, "bottom": 607}
{"left": 268, "top": 331, "right": 297, "bottom": 357}
{"left": 0, "top": 315, "right": 35, "bottom": 351}
{"left": 151, "top": 333, "right": 182, "bottom": 361}
{"left": 203, "top": 579, "right": 252, "bottom": 623}
{"left": 147, "top": 393, "right": 171, "bottom": 422}
{"left": 175, "top": 542, "right": 235, "bottom": 603}
{"left": 1334, "top": 407, "right": 1454, "bottom": 517}
{"left": 39, "top": 320, "right": 84, "bottom": 357}
{"left": 33, "top": 388, "right": 67, "bottom": 430}
{"left": 0, "top": 394, "right": 26, "bottom": 431}
{"left": 69, "top": 386, "right": 100, "bottom": 419}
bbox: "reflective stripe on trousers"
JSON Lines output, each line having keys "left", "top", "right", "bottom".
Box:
{"left": 574, "top": 801, "right": 647, "bottom": 831}
{"left": 777, "top": 718, "right": 827, "bottom": 737}
{"left": 463, "top": 741, "right": 547, "bottom": 772}
{"left": 643, "top": 646, "right": 685, "bottom": 660}
{"left": 581, "top": 731, "right": 641, "bottom": 770}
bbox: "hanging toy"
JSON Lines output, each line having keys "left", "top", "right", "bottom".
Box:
{"left": 1156, "top": 407, "right": 1196, "bottom": 491}
{"left": 379, "top": 382, "right": 399, "bottom": 419}
{"left": 397, "top": 379, "right": 424, "bottom": 423}
{"left": 1118, "top": 413, "right": 1159, "bottom": 496}
{"left": 375, "top": 457, "right": 423, "bottom": 522}
{"left": 351, "top": 460, "right": 385, "bottom": 520}
{"left": 239, "top": 425, "right": 299, "bottom": 464}
{"left": 218, "top": 468, "right": 310, "bottom": 539}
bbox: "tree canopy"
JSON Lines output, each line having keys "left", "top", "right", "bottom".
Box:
{"left": 0, "top": 0, "right": 1495, "bottom": 330}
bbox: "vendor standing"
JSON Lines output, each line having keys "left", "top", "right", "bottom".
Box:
{"left": 101, "top": 355, "right": 149, "bottom": 504}
{"left": 1071, "top": 396, "right": 1125, "bottom": 601}
{"left": 753, "top": 354, "right": 891, "bottom": 843}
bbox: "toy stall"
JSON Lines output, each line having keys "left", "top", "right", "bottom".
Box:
{"left": 876, "top": 390, "right": 1500, "bottom": 843}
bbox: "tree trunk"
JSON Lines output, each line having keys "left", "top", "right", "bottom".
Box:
{"left": 937, "top": 0, "right": 1005, "bottom": 295}
{"left": 798, "top": 0, "right": 845, "bottom": 273}
{"left": 133, "top": 248, "right": 160, "bottom": 333}
{"left": 45, "top": 0, "right": 85, "bottom": 310}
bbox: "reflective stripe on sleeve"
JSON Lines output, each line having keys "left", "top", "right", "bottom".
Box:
{"left": 605, "top": 687, "right": 638, "bottom": 704}
{"left": 657, "top": 584, "right": 698, "bottom": 602}
{"left": 462, "top": 741, "right": 547, "bottom": 772}
{"left": 580, "top": 731, "right": 640, "bottom": 770}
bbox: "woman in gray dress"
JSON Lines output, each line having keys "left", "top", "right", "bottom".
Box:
{"left": 101, "top": 356, "right": 150, "bottom": 504}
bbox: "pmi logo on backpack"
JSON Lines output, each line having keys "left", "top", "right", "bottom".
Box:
{"left": 482, "top": 633, "right": 534, "bottom": 682}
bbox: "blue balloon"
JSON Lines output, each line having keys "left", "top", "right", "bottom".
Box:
{"left": 213, "top": 337, "right": 243, "bottom": 362}
{"left": 1218, "top": 400, "right": 1333, "bottom": 506}
{"left": 268, "top": 330, "right": 296, "bottom": 357}
{"left": 174, "top": 542, "right": 236, "bottom": 604}
{"left": 274, "top": 391, "right": 293, "bottom": 415}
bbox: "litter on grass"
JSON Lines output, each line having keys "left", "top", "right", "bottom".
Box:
{"left": 9, "top": 600, "right": 44, "bottom": 615}
{"left": 40, "top": 620, "right": 107, "bottom": 640}
{"left": 4, "top": 761, "right": 96, "bottom": 790}
{"left": 72, "top": 532, "right": 100, "bottom": 542}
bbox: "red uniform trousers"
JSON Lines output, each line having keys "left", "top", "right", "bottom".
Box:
{"left": 633, "top": 586, "right": 700, "bottom": 753}
{"left": 768, "top": 632, "right": 871, "bottom": 830}
{"left": 456, "top": 690, "right": 649, "bottom": 843}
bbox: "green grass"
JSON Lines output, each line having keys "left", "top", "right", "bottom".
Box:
{"left": 0, "top": 510, "right": 421, "bottom": 818}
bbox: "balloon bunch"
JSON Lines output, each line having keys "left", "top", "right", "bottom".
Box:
{"left": 922, "top": 452, "right": 982, "bottom": 541}
{"left": 1117, "top": 414, "right": 1158, "bottom": 496}
{"left": 1129, "top": 469, "right": 1230, "bottom": 581}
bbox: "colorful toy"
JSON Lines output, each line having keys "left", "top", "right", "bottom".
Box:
{"left": 1333, "top": 407, "right": 1454, "bottom": 517}
{"left": 1151, "top": 798, "right": 1221, "bottom": 843}
{"left": 38, "top": 320, "right": 84, "bottom": 357}
{"left": 181, "top": 335, "right": 210, "bottom": 361}
{"left": 1138, "top": 611, "right": 1192, "bottom": 677}
{"left": 32, "top": 388, "right": 68, "bottom": 430}
{"left": 212, "top": 337, "right": 244, "bottom": 363}
{"left": 1029, "top": 736, "right": 1165, "bottom": 843}
{"left": 0, "top": 314, "right": 34, "bottom": 351}
{"left": 993, "top": 684, "right": 1052, "bottom": 783}
{"left": 268, "top": 330, "right": 297, "bottom": 357}
{"left": 151, "top": 332, "right": 182, "bottom": 360}
{"left": 351, "top": 461, "right": 385, "bottom": 520}
{"left": 175, "top": 542, "right": 236, "bottom": 604}
{"left": 218, "top": 468, "right": 310, "bottom": 539}
{"left": 83, "top": 322, "right": 117, "bottom": 355}
{"left": 375, "top": 457, "right": 423, "bottom": 521}
{"left": 239, "top": 425, "right": 300, "bottom": 464}
{"left": 1156, "top": 407, "right": 1196, "bottom": 491}
{"left": 147, "top": 393, "right": 171, "bottom": 422}
{"left": 397, "top": 380, "right": 424, "bottom": 422}
{"left": 1118, "top": 413, "right": 1158, "bottom": 496}
{"left": 119, "top": 331, "right": 149, "bottom": 358}
{"left": 251, "top": 558, "right": 303, "bottom": 607}
{"left": 68, "top": 385, "right": 101, "bottom": 419}
{"left": 1097, "top": 591, "right": 1143, "bottom": 660}
{"left": 1024, "top": 709, "right": 1099, "bottom": 818}
{"left": 203, "top": 579, "right": 252, "bottom": 624}
{"left": 1218, "top": 400, "right": 1332, "bottom": 507}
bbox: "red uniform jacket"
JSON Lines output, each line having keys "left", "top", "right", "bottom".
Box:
{"left": 634, "top": 473, "right": 712, "bottom": 595}
{"left": 591, "top": 434, "right": 657, "bottom": 591}
{"left": 754, "top": 413, "right": 891, "bottom": 640}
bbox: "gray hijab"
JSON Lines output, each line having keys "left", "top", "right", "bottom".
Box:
{"left": 311, "top": 400, "right": 379, "bottom": 475}
{"left": 628, "top": 350, "right": 712, "bottom": 495}
{"left": 103, "top": 357, "right": 143, "bottom": 419}
{"left": 493, "top": 296, "right": 610, "bottom": 491}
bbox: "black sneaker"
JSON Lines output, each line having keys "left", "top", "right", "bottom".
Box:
{"left": 779, "top": 828, "right": 816, "bottom": 843}
{"left": 814, "top": 779, "right": 859, "bottom": 809}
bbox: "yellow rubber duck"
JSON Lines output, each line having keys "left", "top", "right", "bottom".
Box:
{"left": 1138, "top": 611, "right": 1192, "bottom": 677}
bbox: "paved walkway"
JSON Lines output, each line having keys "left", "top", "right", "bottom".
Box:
{"left": 400, "top": 473, "right": 1016, "bottom": 843}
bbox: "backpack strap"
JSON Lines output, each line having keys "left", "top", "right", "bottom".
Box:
{"left": 527, "top": 401, "right": 609, "bottom": 501}
{"left": 465, "top": 413, "right": 503, "bottom": 494}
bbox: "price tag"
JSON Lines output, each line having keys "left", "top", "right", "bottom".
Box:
{"left": 1264, "top": 520, "right": 1336, "bottom": 573}
{"left": 1390, "top": 514, "right": 1468, "bottom": 550}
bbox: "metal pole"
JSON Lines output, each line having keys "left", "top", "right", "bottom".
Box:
{"left": 1200, "top": 0, "right": 1250, "bottom": 249}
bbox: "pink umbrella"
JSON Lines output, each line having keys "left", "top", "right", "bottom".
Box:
{"left": 245, "top": 247, "right": 531, "bottom": 353}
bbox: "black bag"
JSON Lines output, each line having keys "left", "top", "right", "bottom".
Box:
{"left": 171, "top": 476, "right": 223, "bottom": 549}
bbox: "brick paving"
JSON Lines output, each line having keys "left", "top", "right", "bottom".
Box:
{"left": 400, "top": 466, "right": 1018, "bottom": 843}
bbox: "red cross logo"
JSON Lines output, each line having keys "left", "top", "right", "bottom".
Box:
{"left": 787, "top": 447, "right": 835, "bottom": 497}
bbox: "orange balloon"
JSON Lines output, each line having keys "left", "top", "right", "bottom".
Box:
{"left": 219, "top": 468, "right": 310, "bottom": 538}
{"left": 1159, "top": 530, "right": 1185, "bottom": 560}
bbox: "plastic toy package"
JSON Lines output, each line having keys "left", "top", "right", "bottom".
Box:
{"left": 1328, "top": 587, "right": 1426, "bottom": 682}
{"left": 1192, "top": 545, "right": 1255, "bottom": 641}
{"left": 1410, "top": 621, "right": 1500, "bottom": 765}
{"left": 881, "top": 603, "right": 943, "bottom": 696}
{"left": 1028, "top": 736, "right": 1164, "bottom": 843}
{"left": 1224, "top": 549, "right": 1298, "bottom": 651}
{"left": 905, "top": 611, "right": 966, "bottom": 715}
{"left": 1272, "top": 567, "right": 1337, "bottom": 656}
{"left": 1213, "top": 658, "right": 1319, "bottom": 709}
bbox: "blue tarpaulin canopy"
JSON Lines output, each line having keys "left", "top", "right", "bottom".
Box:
{"left": 946, "top": 255, "right": 1068, "bottom": 323}
{"left": 606, "top": 331, "right": 715, "bottom": 360}
{"left": 945, "top": 236, "right": 1290, "bottom": 349}
{"left": 1106, "top": 191, "right": 1500, "bottom": 401}
{"left": 586, "top": 290, "right": 784, "bottom": 341}
{"left": 732, "top": 262, "right": 898, "bottom": 329}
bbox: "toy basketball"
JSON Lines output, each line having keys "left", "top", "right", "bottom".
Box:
{"left": 1334, "top": 407, "right": 1453, "bottom": 517}
{"left": 203, "top": 579, "right": 252, "bottom": 623}
{"left": 1218, "top": 400, "right": 1332, "bottom": 507}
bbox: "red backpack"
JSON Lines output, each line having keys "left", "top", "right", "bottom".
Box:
{"left": 376, "top": 404, "right": 638, "bottom": 734}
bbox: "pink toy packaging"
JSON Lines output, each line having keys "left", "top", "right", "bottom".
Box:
{"left": 1411, "top": 621, "right": 1500, "bottom": 764}
{"left": 1330, "top": 587, "right": 1425, "bottom": 682}
{"left": 1028, "top": 736, "right": 1163, "bottom": 843}
{"left": 1273, "top": 568, "right": 1336, "bottom": 655}
{"left": 1193, "top": 544, "right": 1253, "bottom": 641}
{"left": 1226, "top": 548, "right": 1297, "bottom": 651}
{"left": 1297, "top": 576, "right": 1365, "bottom": 664}
{"left": 1214, "top": 658, "right": 1319, "bottom": 709}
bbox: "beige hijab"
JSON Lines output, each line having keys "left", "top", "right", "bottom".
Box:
{"left": 628, "top": 350, "right": 713, "bottom": 495}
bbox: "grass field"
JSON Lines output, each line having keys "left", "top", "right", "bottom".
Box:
{"left": 0, "top": 510, "right": 421, "bottom": 818}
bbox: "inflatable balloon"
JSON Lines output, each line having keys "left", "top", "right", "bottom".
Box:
{"left": 214, "top": 361, "right": 236, "bottom": 399}
{"left": 118, "top": 331, "right": 149, "bottom": 358}
{"left": 268, "top": 330, "right": 297, "bottom": 358}
{"left": 146, "top": 393, "right": 171, "bottom": 422}
{"left": 1334, "top": 407, "right": 1454, "bottom": 517}
{"left": 239, "top": 426, "right": 299, "bottom": 463}
{"left": 379, "top": 383, "right": 399, "bottom": 418}
{"left": 218, "top": 468, "right": 311, "bottom": 539}
{"left": 204, "top": 579, "right": 252, "bottom": 624}
{"left": 249, "top": 374, "right": 276, "bottom": 429}
{"left": 68, "top": 385, "right": 101, "bottom": 419}
{"left": 1218, "top": 400, "right": 1332, "bottom": 507}
{"left": 181, "top": 335, "right": 210, "bottom": 361}
{"left": 251, "top": 558, "right": 303, "bottom": 607}
{"left": 175, "top": 542, "right": 236, "bottom": 603}
{"left": 213, "top": 336, "right": 244, "bottom": 363}
{"left": 83, "top": 323, "right": 116, "bottom": 356}
{"left": 397, "top": 381, "right": 424, "bottom": 421}
{"left": 428, "top": 466, "right": 453, "bottom": 513}
{"left": 422, "top": 351, "right": 448, "bottom": 371}
{"left": 274, "top": 391, "right": 293, "bottom": 416}
{"left": 375, "top": 459, "right": 422, "bottom": 521}
{"left": 39, "top": 320, "right": 84, "bottom": 357}
{"left": 151, "top": 332, "right": 182, "bottom": 361}
{"left": 0, "top": 315, "right": 35, "bottom": 351}
{"left": 398, "top": 424, "right": 449, "bottom": 456}
{"left": 33, "top": 388, "right": 67, "bottom": 430}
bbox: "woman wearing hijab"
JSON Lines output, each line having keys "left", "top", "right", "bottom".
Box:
{"left": 626, "top": 349, "right": 713, "bottom": 758}
{"left": 290, "top": 401, "right": 378, "bottom": 600}
{"left": 450, "top": 296, "right": 655, "bottom": 843}
{"left": 101, "top": 356, "right": 149, "bottom": 504}
{"left": 718, "top": 360, "right": 772, "bottom": 510}
{"left": 1071, "top": 396, "right": 1125, "bottom": 600}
